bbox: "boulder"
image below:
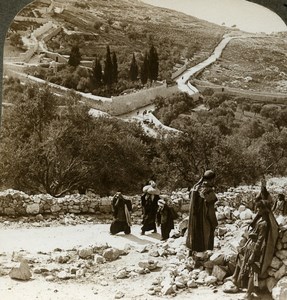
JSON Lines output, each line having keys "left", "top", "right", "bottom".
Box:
{"left": 9, "top": 260, "right": 32, "bottom": 281}
{"left": 271, "top": 256, "right": 284, "bottom": 270}
{"left": 26, "top": 203, "right": 40, "bottom": 214}
{"left": 272, "top": 276, "right": 287, "bottom": 300}
{"left": 222, "top": 281, "right": 239, "bottom": 293}
{"left": 102, "top": 248, "right": 120, "bottom": 261}
{"left": 212, "top": 265, "right": 227, "bottom": 281}
{"left": 78, "top": 247, "right": 93, "bottom": 259}
{"left": 274, "top": 264, "right": 287, "bottom": 280}
{"left": 94, "top": 254, "right": 105, "bottom": 264}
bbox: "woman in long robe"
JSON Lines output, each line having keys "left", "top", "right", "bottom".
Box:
{"left": 110, "top": 192, "right": 132, "bottom": 235}
{"left": 186, "top": 170, "right": 218, "bottom": 253}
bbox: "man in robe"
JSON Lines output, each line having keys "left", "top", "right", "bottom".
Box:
{"left": 110, "top": 192, "right": 132, "bottom": 235}
{"left": 141, "top": 180, "right": 160, "bottom": 235}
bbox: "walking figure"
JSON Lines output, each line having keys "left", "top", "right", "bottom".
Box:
{"left": 110, "top": 192, "right": 132, "bottom": 235}
{"left": 141, "top": 180, "right": 160, "bottom": 235}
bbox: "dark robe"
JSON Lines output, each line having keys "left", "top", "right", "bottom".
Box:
{"left": 233, "top": 211, "right": 278, "bottom": 289}
{"left": 110, "top": 195, "right": 132, "bottom": 235}
{"left": 156, "top": 204, "right": 175, "bottom": 240}
{"left": 141, "top": 193, "right": 159, "bottom": 233}
{"left": 186, "top": 180, "right": 218, "bottom": 252}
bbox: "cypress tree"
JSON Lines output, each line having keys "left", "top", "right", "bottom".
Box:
{"left": 68, "top": 45, "right": 81, "bottom": 67}
{"left": 129, "top": 53, "right": 138, "bottom": 82}
{"left": 93, "top": 57, "right": 102, "bottom": 86}
{"left": 148, "top": 45, "right": 159, "bottom": 82}
{"left": 112, "top": 52, "right": 118, "bottom": 83}
{"left": 103, "top": 45, "right": 113, "bottom": 85}
{"left": 140, "top": 51, "right": 149, "bottom": 85}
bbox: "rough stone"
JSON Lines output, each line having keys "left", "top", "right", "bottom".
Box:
{"left": 78, "top": 247, "right": 93, "bottom": 259}
{"left": 272, "top": 276, "right": 287, "bottom": 300}
{"left": 102, "top": 248, "right": 120, "bottom": 261}
{"left": 212, "top": 265, "right": 227, "bottom": 281}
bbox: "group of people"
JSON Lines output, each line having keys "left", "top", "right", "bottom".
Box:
{"left": 109, "top": 180, "right": 178, "bottom": 241}
{"left": 109, "top": 170, "right": 285, "bottom": 299}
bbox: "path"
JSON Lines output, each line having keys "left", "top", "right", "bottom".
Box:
{"left": 176, "top": 35, "right": 234, "bottom": 96}
{"left": 0, "top": 224, "right": 160, "bottom": 254}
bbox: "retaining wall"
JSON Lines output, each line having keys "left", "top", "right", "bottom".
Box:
{"left": 14, "top": 16, "right": 49, "bottom": 24}
{"left": 0, "top": 189, "right": 114, "bottom": 216}
{"left": 110, "top": 84, "right": 179, "bottom": 115}
{"left": 43, "top": 27, "right": 62, "bottom": 43}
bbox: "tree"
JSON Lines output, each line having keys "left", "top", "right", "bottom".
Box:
{"left": 0, "top": 81, "right": 152, "bottom": 196}
{"left": 129, "top": 53, "right": 138, "bottom": 82}
{"left": 140, "top": 51, "right": 149, "bottom": 85}
{"left": 68, "top": 45, "right": 81, "bottom": 67}
{"left": 9, "top": 32, "right": 24, "bottom": 48}
{"left": 92, "top": 57, "right": 102, "bottom": 86}
{"left": 103, "top": 45, "right": 113, "bottom": 86}
{"left": 112, "top": 52, "right": 118, "bottom": 83}
{"left": 152, "top": 123, "right": 222, "bottom": 189}
{"left": 148, "top": 45, "right": 159, "bottom": 82}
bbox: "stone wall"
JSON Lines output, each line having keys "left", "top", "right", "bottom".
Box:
{"left": 0, "top": 189, "right": 114, "bottom": 216}
{"left": 14, "top": 16, "right": 49, "bottom": 24}
{"left": 32, "top": 21, "right": 54, "bottom": 39}
{"left": 110, "top": 84, "right": 179, "bottom": 115}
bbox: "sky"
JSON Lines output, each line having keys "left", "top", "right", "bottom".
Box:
{"left": 141, "top": 0, "right": 287, "bottom": 34}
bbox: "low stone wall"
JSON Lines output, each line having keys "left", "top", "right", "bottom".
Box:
{"left": 0, "top": 189, "right": 114, "bottom": 216}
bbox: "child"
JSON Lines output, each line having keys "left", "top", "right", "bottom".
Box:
{"left": 156, "top": 199, "right": 177, "bottom": 241}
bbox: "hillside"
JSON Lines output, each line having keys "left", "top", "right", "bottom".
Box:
{"left": 196, "top": 33, "right": 287, "bottom": 94}
{"left": 6, "top": 0, "right": 227, "bottom": 76}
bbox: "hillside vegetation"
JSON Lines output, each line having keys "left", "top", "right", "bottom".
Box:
{"left": 2, "top": 0, "right": 287, "bottom": 196}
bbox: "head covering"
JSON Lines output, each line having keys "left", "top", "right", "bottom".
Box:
{"left": 158, "top": 199, "right": 165, "bottom": 207}
{"left": 203, "top": 170, "right": 216, "bottom": 180}
{"left": 149, "top": 180, "right": 156, "bottom": 188}
{"left": 142, "top": 185, "right": 160, "bottom": 195}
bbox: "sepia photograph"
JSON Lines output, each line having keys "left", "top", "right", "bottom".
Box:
{"left": 0, "top": 0, "right": 287, "bottom": 299}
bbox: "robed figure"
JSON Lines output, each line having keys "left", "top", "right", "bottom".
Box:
{"left": 110, "top": 192, "right": 132, "bottom": 235}
{"left": 186, "top": 170, "right": 218, "bottom": 252}
{"left": 231, "top": 199, "right": 278, "bottom": 299}
{"left": 141, "top": 180, "right": 160, "bottom": 235}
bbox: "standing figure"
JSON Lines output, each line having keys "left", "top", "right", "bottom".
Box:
{"left": 110, "top": 192, "right": 132, "bottom": 235}
{"left": 273, "top": 193, "right": 287, "bottom": 216}
{"left": 230, "top": 200, "right": 278, "bottom": 299}
{"left": 186, "top": 170, "right": 218, "bottom": 253}
{"left": 254, "top": 178, "right": 273, "bottom": 209}
{"left": 141, "top": 180, "right": 160, "bottom": 235}
{"left": 156, "top": 199, "right": 177, "bottom": 241}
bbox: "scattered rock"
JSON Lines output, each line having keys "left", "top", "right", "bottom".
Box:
{"left": 9, "top": 260, "right": 32, "bottom": 281}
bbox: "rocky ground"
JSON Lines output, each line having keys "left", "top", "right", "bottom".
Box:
{"left": 0, "top": 222, "right": 259, "bottom": 300}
